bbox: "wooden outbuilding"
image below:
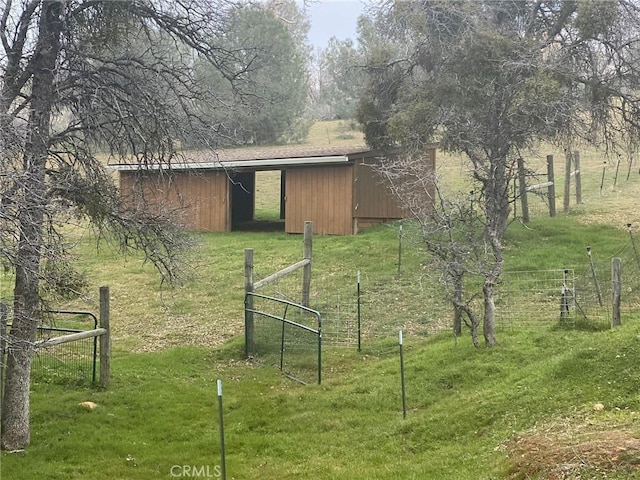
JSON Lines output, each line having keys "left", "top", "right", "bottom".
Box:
{"left": 111, "top": 145, "right": 436, "bottom": 235}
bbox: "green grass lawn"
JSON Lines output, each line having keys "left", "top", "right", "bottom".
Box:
{"left": 3, "top": 324, "right": 640, "bottom": 479}
{"left": 3, "top": 214, "right": 640, "bottom": 479}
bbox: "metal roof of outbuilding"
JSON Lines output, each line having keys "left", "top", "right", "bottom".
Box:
{"left": 109, "top": 144, "right": 374, "bottom": 171}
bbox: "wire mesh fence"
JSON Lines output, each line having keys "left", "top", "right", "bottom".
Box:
{"left": 522, "top": 187, "right": 554, "bottom": 219}
{"left": 573, "top": 240, "right": 640, "bottom": 326}
{"left": 246, "top": 232, "right": 640, "bottom": 372}
{"left": 311, "top": 272, "right": 451, "bottom": 349}
{"left": 246, "top": 293, "right": 321, "bottom": 385}
{"left": 32, "top": 330, "right": 96, "bottom": 385}
{"left": 254, "top": 262, "right": 638, "bottom": 347}
{"left": 35, "top": 310, "right": 99, "bottom": 385}
{"left": 2, "top": 309, "right": 100, "bottom": 386}
{"left": 497, "top": 269, "right": 585, "bottom": 329}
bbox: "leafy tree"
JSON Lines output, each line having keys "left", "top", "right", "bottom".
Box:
{"left": 195, "top": 2, "right": 310, "bottom": 145}
{"left": 358, "top": 0, "right": 640, "bottom": 346}
{"left": 0, "top": 0, "right": 248, "bottom": 450}
{"left": 265, "top": 0, "right": 311, "bottom": 49}
{"left": 314, "top": 37, "right": 365, "bottom": 120}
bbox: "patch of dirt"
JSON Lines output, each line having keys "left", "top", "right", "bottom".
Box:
{"left": 503, "top": 413, "right": 640, "bottom": 479}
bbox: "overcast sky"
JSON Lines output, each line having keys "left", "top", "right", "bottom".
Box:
{"left": 303, "top": 0, "right": 365, "bottom": 49}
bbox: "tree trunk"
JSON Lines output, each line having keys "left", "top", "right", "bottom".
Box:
{"left": 452, "top": 297, "right": 480, "bottom": 348}
{"left": 480, "top": 154, "right": 509, "bottom": 348}
{"left": 453, "top": 277, "right": 463, "bottom": 337}
{"left": 483, "top": 280, "right": 497, "bottom": 347}
{"left": 1, "top": 2, "right": 62, "bottom": 451}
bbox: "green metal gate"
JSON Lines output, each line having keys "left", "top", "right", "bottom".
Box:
{"left": 245, "top": 292, "right": 322, "bottom": 385}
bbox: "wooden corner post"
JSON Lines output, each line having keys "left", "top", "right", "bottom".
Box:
{"left": 99, "top": 286, "right": 111, "bottom": 388}
{"left": 244, "top": 248, "right": 255, "bottom": 357}
{"left": 517, "top": 156, "right": 530, "bottom": 223}
{"left": 302, "top": 221, "right": 313, "bottom": 307}
{"left": 547, "top": 155, "right": 556, "bottom": 217}
{"left": 574, "top": 151, "right": 582, "bottom": 205}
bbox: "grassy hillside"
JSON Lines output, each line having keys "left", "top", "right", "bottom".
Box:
{"left": 2, "top": 319, "right": 640, "bottom": 479}
{"left": 3, "top": 121, "right": 640, "bottom": 478}
{"left": 2, "top": 215, "right": 640, "bottom": 479}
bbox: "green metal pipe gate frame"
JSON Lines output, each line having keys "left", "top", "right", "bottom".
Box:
{"left": 244, "top": 292, "right": 322, "bottom": 385}
{"left": 45, "top": 309, "right": 99, "bottom": 384}
{"left": 4, "top": 309, "right": 100, "bottom": 385}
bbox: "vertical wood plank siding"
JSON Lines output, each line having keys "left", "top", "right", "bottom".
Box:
{"left": 119, "top": 170, "right": 229, "bottom": 232}
{"left": 117, "top": 147, "right": 435, "bottom": 235}
{"left": 353, "top": 160, "right": 404, "bottom": 219}
{"left": 352, "top": 149, "right": 436, "bottom": 231}
{"left": 285, "top": 166, "right": 354, "bottom": 235}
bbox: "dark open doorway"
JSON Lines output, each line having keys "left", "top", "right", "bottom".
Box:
{"left": 231, "top": 170, "right": 285, "bottom": 232}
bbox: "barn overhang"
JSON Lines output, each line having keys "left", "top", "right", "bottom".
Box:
{"left": 108, "top": 155, "right": 352, "bottom": 172}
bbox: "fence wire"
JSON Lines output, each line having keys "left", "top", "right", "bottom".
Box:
{"left": 1, "top": 309, "right": 99, "bottom": 386}
{"left": 256, "top": 266, "right": 635, "bottom": 347}
{"left": 497, "top": 269, "right": 582, "bottom": 329}
{"left": 32, "top": 326, "right": 97, "bottom": 385}
{"left": 248, "top": 237, "right": 640, "bottom": 361}
{"left": 312, "top": 273, "right": 451, "bottom": 348}
{"left": 248, "top": 293, "right": 321, "bottom": 385}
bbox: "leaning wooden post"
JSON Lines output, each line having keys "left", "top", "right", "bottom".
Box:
{"left": 612, "top": 258, "right": 622, "bottom": 328}
{"left": 547, "top": 155, "right": 556, "bottom": 217}
{"left": 587, "top": 247, "right": 604, "bottom": 308}
{"left": 244, "top": 248, "right": 255, "bottom": 358}
{"left": 573, "top": 151, "right": 582, "bottom": 205}
{"left": 301, "top": 221, "right": 313, "bottom": 307}
{"left": 563, "top": 150, "right": 572, "bottom": 213}
{"left": 517, "top": 156, "right": 530, "bottom": 223}
{"left": 99, "top": 286, "right": 111, "bottom": 388}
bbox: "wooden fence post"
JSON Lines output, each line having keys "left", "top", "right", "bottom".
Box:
{"left": 517, "top": 157, "right": 530, "bottom": 223}
{"left": 612, "top": 258, "right": 621, "bottom": 328}
{"left": 302, "top": 221, "right": 313, "bottom": 307}
{"left": 564, "top": 150, "right": 572, "bottom": 213}
{"left": 547, "top": 155, "right": 556, "bottom": 217}
{"left": 244, "top": 248, "right": 255, "bottom": 357}
{"left": 99, "top": 286, "right": 111, "bottom": 388}
{"left": 574, "top": 151, "right": 582, "bottom": 205}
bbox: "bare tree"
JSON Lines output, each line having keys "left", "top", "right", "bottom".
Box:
{"left": 380, "top": 153, "right": 486, "bottom": 347}
{"left": 359, "top": 0, "right": 640, "bottom": 346}
{"left": 0, "top": 0, "right": 248, "bottom": 450}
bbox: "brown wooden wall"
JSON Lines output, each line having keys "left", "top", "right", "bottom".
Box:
{"left": 284, "top": 165, "right": 354, "bottom": 235}
{"left": 353, "top": 160, "right": 405, "bottom": 219}
{"left": 119, "top": 170, "right": 230, "bottom": 232}
{"left": 352, "top": 148, "right": 436, "bottom": 232}
{"left": 117, "top": 147, "right": 435, "bottom": 235}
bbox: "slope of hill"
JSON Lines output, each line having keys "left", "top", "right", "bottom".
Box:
{"left": 3, "top": 121, "right": 640, "bottom": 479}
